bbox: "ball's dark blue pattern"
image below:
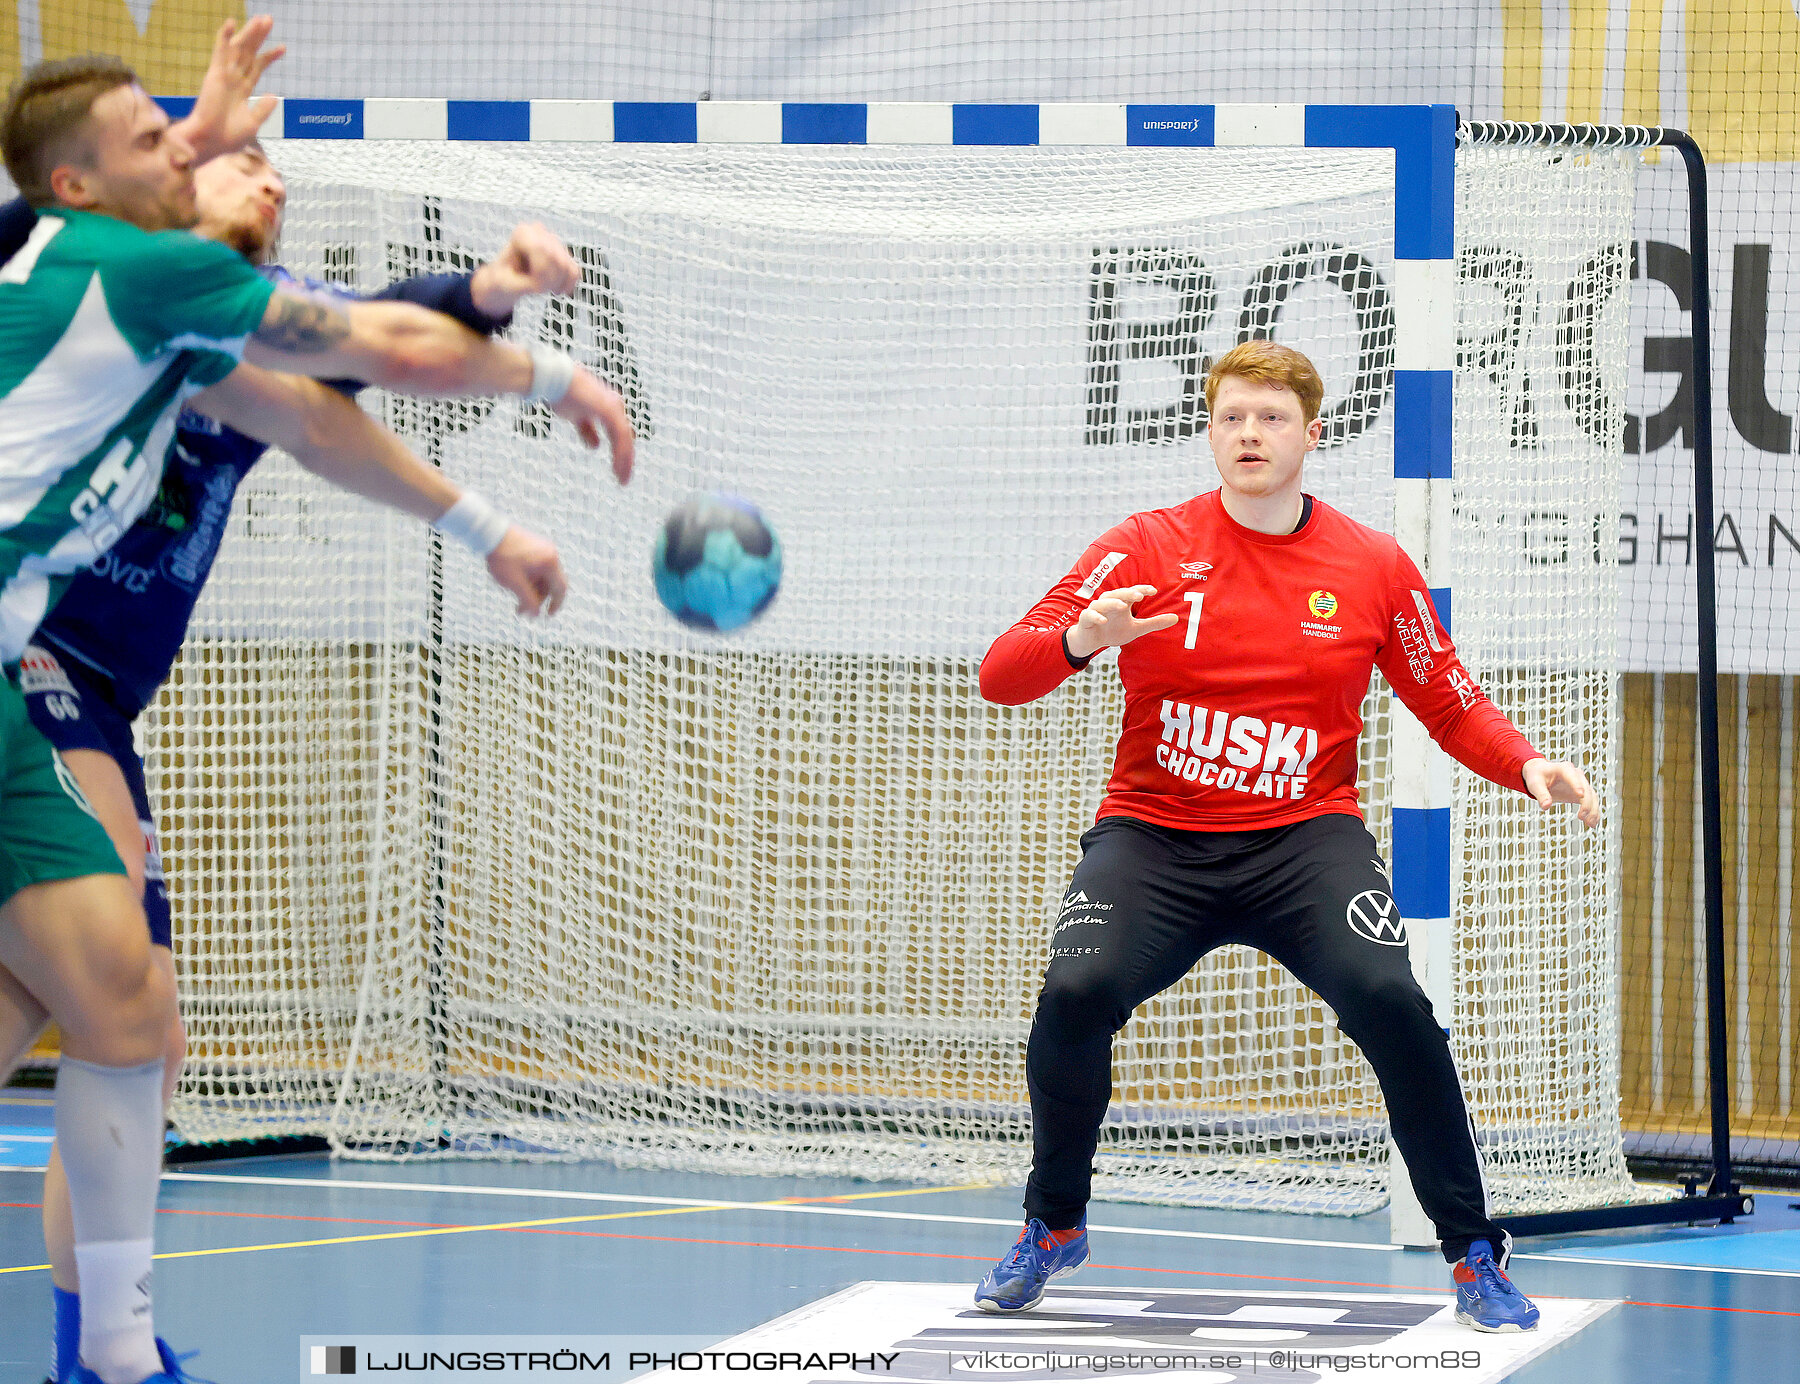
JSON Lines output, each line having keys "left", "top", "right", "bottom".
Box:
{"left": 652, "top": 494, "right": 782, "bottom": 631}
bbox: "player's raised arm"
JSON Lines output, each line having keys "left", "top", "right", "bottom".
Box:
{"left": 245, "top": 287, "right": 634, "bottom": 479}
{"left": 169, "top": 15, "right": 285, "bottom": 166}
{"left": 190, "top": 363, "right": 568, "bottom": 616}
{"left": 1375, "top": 545, "right": 1598, "bottom": 827}
{"left": 979, "top": 532, "right": 1175, "bottom": 705}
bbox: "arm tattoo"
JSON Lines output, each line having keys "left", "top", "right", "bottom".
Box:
{"left": 254, "top": 289, "right": 353, "bottom": 352}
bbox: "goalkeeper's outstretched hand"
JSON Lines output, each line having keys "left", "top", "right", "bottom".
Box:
{"left": 487, "top": 525, "right": 569, "bottom": 617}
{"left": 1522, "top": 758, "right": 1600, "bottom": 828}
{"left": 174, "top": 15, "right": 285, "bottom": 165}
{"left": 552, "top": 368, "right": 635, "bottom": 484}
{"left": 1065, "top": 584, "right": 1179, "bottom": 659}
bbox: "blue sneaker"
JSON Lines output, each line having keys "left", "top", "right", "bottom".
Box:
{"left": 1453, "top": 1240, "right": 1540, "bottom": 1332}
{"left": 974, "top": 1218, "right": 1089, "bottom": 1313}
{"left": 69, "top": 1340, "right": 212, "bottom": 1384}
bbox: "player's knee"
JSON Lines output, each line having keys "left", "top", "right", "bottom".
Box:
{"left": 114, "top": 958, "right": 178, "bottom": 1065}
{"left": 1337, "top": 974, "right": 1437, "bottom": 1041}
{"left": 58, "top": 904, "right": 172, "bottom": 1065}
{"left": 1035, "top": 971, "right": 1130, "bottom": 1041}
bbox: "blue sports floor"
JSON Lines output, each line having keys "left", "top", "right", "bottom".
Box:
{"left": 2, "top": 1089, "right": 1797, "bottom": 1382}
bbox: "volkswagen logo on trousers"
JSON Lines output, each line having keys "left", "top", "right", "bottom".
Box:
{"left": 1346, "top": 889, "right": 1407, "bottom": 946}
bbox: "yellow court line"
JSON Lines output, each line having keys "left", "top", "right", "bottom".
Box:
{"left": 0, "top": 1181, "right": 991, "bottom": 1275}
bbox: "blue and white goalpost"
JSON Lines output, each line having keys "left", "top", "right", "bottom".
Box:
{"left": 158, "top": 101, "right": 1637, "bottom": 1227}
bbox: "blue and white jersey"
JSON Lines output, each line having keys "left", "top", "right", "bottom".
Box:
{"left": 0, "top": 198, "right": 511, "bottom": 716}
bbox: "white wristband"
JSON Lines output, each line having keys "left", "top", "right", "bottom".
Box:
{"left": 523, "top": 342, "right": 577, "bottom": 405}
{"left": 433, "top": 490, "right": 511, "bottom": 556}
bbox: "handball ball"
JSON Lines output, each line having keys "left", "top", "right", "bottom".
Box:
{"left": 652, "top": 493, "right": 783, "bottom": 632}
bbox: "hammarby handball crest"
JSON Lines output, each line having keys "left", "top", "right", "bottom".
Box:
{"left": 653, "top": 493, "right": 783, "bottom": 632}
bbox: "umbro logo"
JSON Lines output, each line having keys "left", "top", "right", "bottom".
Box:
{"left": 1346, "top": 890, "right": 1406, "bottom": 946}
{"left": 1179, "top": 561, "right": 1213, "bottom": 580}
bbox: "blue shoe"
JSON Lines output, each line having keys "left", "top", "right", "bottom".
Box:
{"left": 69, "top": 1339, "right": 213, "bottom": 1384}
{"left": 1454, "top": 1239, "right": 1540, "bottom": 1332}
{"left": 974, "top": 1218, "right": 1089, "bottom": 1313}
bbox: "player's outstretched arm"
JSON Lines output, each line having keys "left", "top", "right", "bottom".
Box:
{"left": 469, "top": 223, "right": 580, "bottom": 318}
{"left": 1064, "top": 584, "right": 1178, "bottom": 660}
{"left": 169, "top": 15, "right": 285, "bottom": 166}
{"left": 365, "top": 223, "right": 579, "bottom": 332}
{"left": 190, "top": 364, "right": 569, "bottom": 616}
{"left": 1522, "top": 759, "right": 1600, "bottom": 828}
{"left": 244, "top": 289, "right": 635, "bottom": 479}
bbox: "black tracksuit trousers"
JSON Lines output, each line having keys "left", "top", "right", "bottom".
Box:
{"left": 1022, "top": 813, "right": 1504, "bottom": 1264}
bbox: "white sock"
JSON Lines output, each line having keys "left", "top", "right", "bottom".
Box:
{"left": 54, "top": 1057, "right": 166, "bottom": 1383}
{"left": 73, "top": 1239, "right": 159, "bottom": 1382}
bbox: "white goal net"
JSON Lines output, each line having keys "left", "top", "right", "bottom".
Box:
{"left": 152, "top": 132, "right": 1639, "bottom": 1216}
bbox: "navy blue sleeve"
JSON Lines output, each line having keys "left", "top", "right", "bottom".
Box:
{"left": 323, "top": 270, "right": 514, "bottom": 398}
{"left": 0, "top": 197, "right": 37, "bottom": 261}
{"left": 366, "top": 271, "right": 513, "bottom": 337}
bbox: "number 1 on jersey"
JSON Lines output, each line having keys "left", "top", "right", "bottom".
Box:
{"left": 1182, "top": 591, "right": 1205, "bottom": 649}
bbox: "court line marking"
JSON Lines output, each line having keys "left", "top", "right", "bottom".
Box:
{"left": 4, "top": 1208, "right": 1794, "bottom": 1320}
{"left": 151, "top": 1171, "right": 1800, "bottom": 1276}
{"left": 0, "top": 1203, "right": 781, "bottom": 1274}
{"left": 9, "top": 1167, "right": 1798, "bottom": 1280}
{"left": 0, "top": 1183, "right": 987, "bottom": 1277}
{"left": 1520, "top": 1250, "right": 1800, "bottom": 1278}
{"left": 150, "top": 1172, "right": 1404, "bottom": 1255}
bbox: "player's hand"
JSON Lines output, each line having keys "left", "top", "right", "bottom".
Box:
{"left": 471, "top": 224, "right": 581, "bottom": 317}
{"left": 1521, "top": 758, "right": 1600, "bottom": 828}
{"left": 174, "top": 16, "right": 285, "bottom": 166}
{"left": 551, "top": 367, "right": 634, "bottom": 484}
{"left": 1065, "top": 584, "right": 1179, "bottom": 659}
{"left": 486, "top": 525, "right": 568, "bottom": 617}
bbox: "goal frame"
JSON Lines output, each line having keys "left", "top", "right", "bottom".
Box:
{"left": 144, "top": 97, "right": 1747, "bottom": 1239}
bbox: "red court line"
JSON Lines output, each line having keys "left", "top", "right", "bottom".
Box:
{"left": 6, "top": 1200, "right": 1796, "bottom": 1318}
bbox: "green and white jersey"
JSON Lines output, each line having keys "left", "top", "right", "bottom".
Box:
{"left": 0, "top": 208, "right": 274, "bottom": 662}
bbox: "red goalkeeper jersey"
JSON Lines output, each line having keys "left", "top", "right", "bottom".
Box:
{"left": 980, "top": 489, "right": 1540, "bottom": 831}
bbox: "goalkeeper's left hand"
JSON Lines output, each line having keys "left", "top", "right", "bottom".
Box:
{"left": 1521, "top": 758, "right": 1600, "bottom": 828}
